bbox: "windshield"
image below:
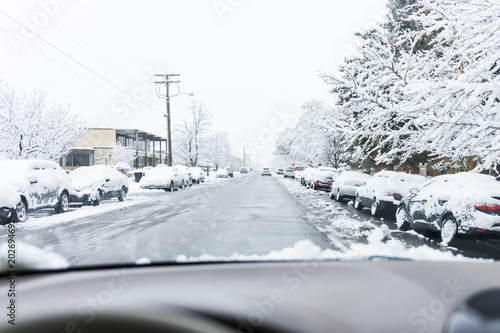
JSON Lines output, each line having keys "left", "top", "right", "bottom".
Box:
{"left": 1, "top": 0, "right": 500, "bottom": 274}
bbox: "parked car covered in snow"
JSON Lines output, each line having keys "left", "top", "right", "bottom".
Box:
{"left": 355, "top": 170, "right": 426, "bottom": 217}
{"left": 173, "top": 165, "right": 193, "bottom": 186}
{"left": 284, "top": 169, "right": 295, "bottom": 178}
{"left": 330, "top": 171, "right": 372, "bottom": 202}
{"left": 0, "top": 159, "right": 72, "bottom": 222}
{"left": 139, "top": 166, "right": 184, "bottom": 191}
{"left": 69, "top": 166, "right": 128, "bottom": 205}
{"left": 225, "top": 166, "right": 234, "bottom": 177}
{"left": 188, "top": 167, "right": 205, "bottom": 183}
{"left": 396, "top": 172, "right": 500, "bottom": 244}
{"left": 311, "top": 168, "right": 338, "bottom": 191}
{"left": 216, "top": 168, "right": 229, "bottom": 178}
{"left": 0, "top": 181, "right": 22, "bottom": 224}
{"left": 300, "top": 167, "right": 317, "bottom": 186}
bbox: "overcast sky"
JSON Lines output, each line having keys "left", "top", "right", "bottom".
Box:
{"left": 0, "top": 0, "right": 388, "bottom": 165}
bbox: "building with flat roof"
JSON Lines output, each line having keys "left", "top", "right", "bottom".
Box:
{"left": 60, "top": 128, "right": 167, "bottom": 170}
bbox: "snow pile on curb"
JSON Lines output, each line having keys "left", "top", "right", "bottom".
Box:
{"left": 176, "top": 235, "right": 485, "bottom": 263}
{"left": 0, "top": 241, "right": 68, "bottom": 270}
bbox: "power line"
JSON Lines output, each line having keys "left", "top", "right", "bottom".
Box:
{"left": 75, "top": 0, "right": 143, "bottom": 60}
{"left": 0, "top": 25, "right": 129, "bottom": 102}
{"left": 20, "top": 0, "right": 138, "bottom": 85}
{"left": 0, "top": 8, "right": 162, "bottom": 115}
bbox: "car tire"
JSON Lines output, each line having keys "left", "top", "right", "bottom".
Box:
{"left": 93, "top": 190, "right": 103, "bottom": 206}
{"left": 336, "top": 190, "right": 343, "bottom": 202}
{"left": 354, "top": 195, "right": 363, "bottom": 211}
{"left": 168, "top": 181, "right": 174, "bottom": 192}
{"left": 181, "top": 180, "right": 185, "bottom": 190}
{"left": 441, "top": 216, "right": 458, "bottom": 245}
{"left": 370, "top": 198, "right": 382, "bottom": 217}
{"left": 13, "top": 199, "right": 27, "bottom": 222}
{"left": 118, "top": 186, "right": 126, "bottom": 202}
{"left": 55, "top": 192, "right": 70, "bottom": 214}
{"left": 396, "top": 206, "right": 411, "bottom": 231}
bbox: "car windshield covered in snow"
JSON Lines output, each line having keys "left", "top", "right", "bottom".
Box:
{"left": 1, "top": 1, "right": 500, "bottom": 332}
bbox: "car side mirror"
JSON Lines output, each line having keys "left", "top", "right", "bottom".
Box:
{"left": 28, "top": 175, "right": 38, "bottom": 184}
{"left": 410, "top": 188, "right": 419, "bottom": 195}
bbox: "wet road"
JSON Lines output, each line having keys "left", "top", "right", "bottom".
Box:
{"left": 2, "top": 173, "right": 500, "bottom": 267}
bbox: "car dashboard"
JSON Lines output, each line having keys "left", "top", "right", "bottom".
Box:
{"left": 2, "top": 260, "right": 500, "bottom": 333}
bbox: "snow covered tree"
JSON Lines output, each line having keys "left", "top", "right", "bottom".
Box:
{"left": 0, "top": 83, "right": 87, "bottom": 160}
{"left": 175, "top": 100, "right": 212, "bottom": 166}
{"left": 274, "top": 100, "right": 353, "bottom": 168}
{"left": 400, "top": 0, "right": 500, "bottom": 170}
{"left": 202, "top": 131, "right": 232, "bottom": 170}
{"left": 112, "top": 143, "right": 136, "bottom": 167}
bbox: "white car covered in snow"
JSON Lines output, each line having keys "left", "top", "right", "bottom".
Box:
{"left": 173, "top": 165, "right": 193, "bottom": 186}
{"left": 330, "top": 171, "right": 372, "bottom": 202}
{"left": 69, "top": 166, "right": 128, "bottom": 205}
{"left": 0, "top": 159, "right": 72, "bottom": 222}
{"left": 355, "top": 170, "right": 427, "bottom": 217}
{"left": 300, "top": 167, "right": 317, "bottom": 186}
{"left": 216, "top": 168, "right": 229, "bottom": 178}
{"left": 140, "top": 166, "right": 184, "bottom": 191}
{"left": 0, "top": 181, "right": 22, "bottom": 224}
{"left": 396, "top": 172, "right": 500, "bottom": 244}
{"left": 188, "top": 167, "right": 205, "bottom": 183}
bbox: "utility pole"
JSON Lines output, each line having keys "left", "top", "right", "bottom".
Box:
{"left": 154, "top": 73, "right": 180, "bottom": 166}
{"left": 243, "top": 146, "right": 246, "bottom": 167}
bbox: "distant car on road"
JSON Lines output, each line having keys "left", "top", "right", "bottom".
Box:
{"left": 355, "top": 170, "right": 427, "bottom": 217}
{"left": 0, "top": 159, "right": 72, "bottom": 222}
{"left": 140, "top": 166, "right": 184, "bottom": 191}
{"left": 225, "top": 167, "right": 234, "bottom": 177}
{"left": 276, "top": 168, "right": 284, "bottom": 175}
{"left": 240, "top": 167, "right": 249, "bottom": 174}
{"left": 396, "top": 172, "right": 500, "bottom": 244}
{"left": 261, "top": 167, "right": 272, "bottom": 176}
{"left": 69, "top": 165, "right": 128, "bottom": 205}
{"left": 330, "top": 171, "right": 371, "bottom": 202}
{"left": 284, "top": 169, "right": 295, "bottom": 178}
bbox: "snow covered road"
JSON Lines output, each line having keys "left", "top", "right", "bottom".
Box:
{"left": 1, "top": 173, "right": 500, "bottom": 268}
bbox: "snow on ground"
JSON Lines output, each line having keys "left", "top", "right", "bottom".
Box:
{"left": 0, "top": 194, "right": 151, "bottom": 232}
{"left": 277, "top": 176, "right": 378, "bottom": 244}
{"left": 176, "top": 238, "right": 487, "bottom": 263}
{"left": 0, "top": 241, "right": 69, "bottom": 270}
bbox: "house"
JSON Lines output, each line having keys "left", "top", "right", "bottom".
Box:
{"left": 60, "top": 128, "right": 167, "bottom": 170}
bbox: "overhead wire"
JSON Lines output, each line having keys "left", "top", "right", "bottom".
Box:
{"left": 74, "top": 0, "right": 144, "bottom": 61}
{"left": 20, "top": 0, "right": 138, "bottom": 85}
{"left": 0, "top": 8, "right": 163, "bottom": 116}
{"left": 0, "top": 25, "right": 127, "bottom": 103}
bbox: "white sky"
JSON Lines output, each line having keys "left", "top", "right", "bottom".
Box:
{"left": 0, "top": 0, "right": 388, "bottom": 165}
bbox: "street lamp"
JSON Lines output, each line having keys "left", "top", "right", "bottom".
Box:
{"left": 154, "top": 74, "right": 193, "bottom": 166}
